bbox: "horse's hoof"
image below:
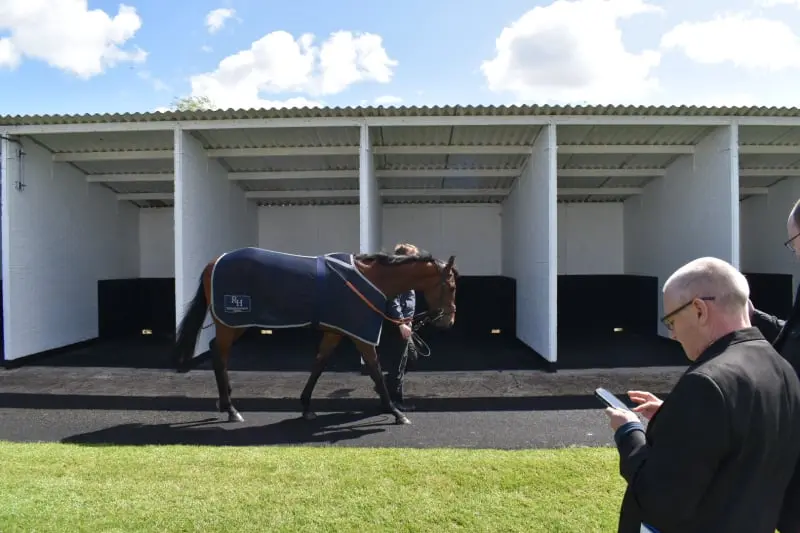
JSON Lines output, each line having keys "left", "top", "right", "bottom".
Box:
{"left": 302, "top": 411, "right": 317, "bottom": 421}
{"left": 228, "top": 411, "right": 244, "bottom": 423}
{"left": 395, "top": 415, "right": 411, "bottom": 425}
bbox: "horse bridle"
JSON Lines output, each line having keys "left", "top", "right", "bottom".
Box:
{"left": 412, "top": 256, "right": 456, "bottom": 329}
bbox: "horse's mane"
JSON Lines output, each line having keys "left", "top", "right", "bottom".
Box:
{"left": 354, "top": 250, "right": 459, "bottom": 277}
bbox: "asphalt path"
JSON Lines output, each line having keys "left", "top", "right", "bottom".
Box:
{"left": 0, "top": 366, "right": 685, "bottom": 449}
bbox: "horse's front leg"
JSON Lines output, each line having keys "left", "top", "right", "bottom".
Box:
{"left": 300, "top": 331, "right": 342, "bottom": 420}
{"left": 357, "top": 342, "right": 410, "bottom": 425}
{"left": 211, "top": 327, "right": 244, "bottom": 423}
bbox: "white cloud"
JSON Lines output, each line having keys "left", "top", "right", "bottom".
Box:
{"left": 201, "top": 45, "right": 213, "bottom": 53}
{"left": 374, "top": 95, "right": 403, "bottom": 105}
{"left": 189, "top": 29, "right": 397, "bottom": 109}
{"left": 0, "top": 0, "right": 146, "bottom": 78}
{"left": 205, "top": 8, "right": 235, "bottom": 34}
{"left": 660, "top": 13, "right": 800, "bottom": 71}
{"left": 480, "top": 0, "right": 663, "bottom": 104}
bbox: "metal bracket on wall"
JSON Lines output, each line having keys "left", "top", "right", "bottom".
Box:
{"left": 0, "top": 134, "right": 26, "bottom": 191}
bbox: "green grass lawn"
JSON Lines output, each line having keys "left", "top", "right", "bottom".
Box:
{"left": 0, "top": 442, "right": 625, "bottom": 532}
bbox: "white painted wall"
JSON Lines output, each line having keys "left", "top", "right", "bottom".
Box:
{"left": 174, "top": 130, "right": 257, "bottom": 356}
{"left": 382, "top": 205, "right": 502, "bottom": 275}
{"left": 1, "top": 138, "right": 139, "bottom": 361}
{"left": 624, "top": 125, "right": 738, "bottom": 335}
{"left": 259, "top": 205, "right": 359, "bottom": 255}
{"left": 557, "top": 203, "right": 624, "bottom": 274}
{"left": 254, "top": 203, "right": 502, "bottom": 275}
{"left": 139, "top": 208, "right": 175, "bottom": 278}
{"left": 501, "top": 124, "right": 557, "bottom": 362}
{"left": 740, "top": 180, "right": 800, "bottom": 294}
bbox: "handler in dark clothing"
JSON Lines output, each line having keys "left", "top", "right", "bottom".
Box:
{"left": 378, "top": 243, "right": 418, "bottom": 411}
{"left": 749, "top": 197, "right": 800, "bottom": 532}
{"left": 604, "top": 257, "right": 800, "bottom": 533}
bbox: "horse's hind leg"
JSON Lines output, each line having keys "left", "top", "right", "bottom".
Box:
{"left": 212, "top": 323, "right": 245, "bottom": 423}
{"left": 300, "top": 331, "right": 342, "bottom": 420}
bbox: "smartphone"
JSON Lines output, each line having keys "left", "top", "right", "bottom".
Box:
{"left": 594, "top": 387, "right": 631, "bottom": 411}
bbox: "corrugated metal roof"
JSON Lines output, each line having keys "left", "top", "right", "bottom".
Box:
{"left": 239, "top": 178, "right": 357, "bottom": 191}
{"left": 558, "top": 152, "right": 679, "bottom": 169}
{"left": 29, "top": 131, "right": 174, "bottom": 152}
{"left": 199, "top": 126, "right": 360, "bottom": 149}
{"left": 226, "top": 155, "right": 358, "bottom": 172}
{"left": 100, "top": 181, "right": 173, "bottom": 194}
{"left": 133, "top": 201, "right": 174, "bottom": 208}
{"left": 4, "top": 104, "right": 800, "bottom": 126}
{"left": 74, "top": 159, "right": 174, "bottom": 175}
{"left": 738, "top": 126, "right": 800, "bottom": 145}
{"left": 557, "top": 124, "right": 715, "bottom": 145}
{"left": 739, "top": 153, "right": 800, "bottom": 169}
{"left": 557, "top": 195, "right": 635, "bottom": 203}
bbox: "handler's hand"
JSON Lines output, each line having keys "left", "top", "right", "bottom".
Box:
{"left": 628, "top": 390, "right": 662, "bottom": 420}
{"left": 604, "top": 407, "right": 640, "bottom": 431}
{"left": 399, "top": 324, "right": 412, "bottom": 340}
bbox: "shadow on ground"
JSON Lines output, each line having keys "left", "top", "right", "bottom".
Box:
{"left": 60, "top": 411, "right": 394, "bottom": 447}
{"left": 0, "top": 391, "right": 672, "bottom": 414}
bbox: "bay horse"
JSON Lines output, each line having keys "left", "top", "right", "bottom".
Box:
{"left": 173, "top": 247, "right": 458, "bottom": 425}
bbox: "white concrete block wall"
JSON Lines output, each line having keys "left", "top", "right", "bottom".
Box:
{"left": 2, "top": 138, "right": 139, "bottom": 361}
{"left": 258, "top": 205, "right": 360, "bottom": 255}
{"left": 139, "top": 208, "right": 175, "bottom": 278}
{"left": 382, "top": 205, "right": 501, "bottom": 275}
{"left": 624, "top": 125, "right": 738, "bottom": 336}
{"left": 557, "top": 203, "right": 624, "bottom": 274}
{"left": 740, "top": 180, "right": 800, "bottom": 295}
{"left": 501, "top": 124, "right": 557, "bottom": 362}
{"left": 174, "top": 130, "right": 251, "bottom": 356}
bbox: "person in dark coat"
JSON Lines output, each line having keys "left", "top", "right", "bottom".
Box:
{"left": 604, "top": 256, "right": 800, "bottom": 533}
{"left": 378, "top": 243, "right": 418, "bottom": 411}
{"left": 749, "top": 197, "right": 800, "bottom": 532}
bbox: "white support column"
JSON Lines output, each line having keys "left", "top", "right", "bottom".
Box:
{"left": 359, "top": 124, "right": 381, "bottom": 253}
{"left": 1, "top": 134, "right": 16, "bottom": 362}
{"left": 625, "top": 123, "right": 739, "bottom": 336}
{"left": 175, "top": 128, "right": 249, "bottom": 357}
{"left": 501, "top": 123, "right": 557, "bottom": 365}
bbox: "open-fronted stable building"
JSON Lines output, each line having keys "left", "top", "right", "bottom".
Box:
{"left": 1, "top": 104, "right": 799, "bottom": 371}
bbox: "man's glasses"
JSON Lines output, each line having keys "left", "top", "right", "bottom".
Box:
{"left": 660, "top": 296, "right": 716, "bottom": 330}
{"left": 785, "top": 231, "right": 800, "bottom": 252}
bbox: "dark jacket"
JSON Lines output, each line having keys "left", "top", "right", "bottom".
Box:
{"left": 751, "top": 287, "right": 800, "bottom": 532}
{"left": 613, "top": 327, "right": 800, "bottom": 533}
{"left": 751, "top": 283, "right": 800, "bottom": 372}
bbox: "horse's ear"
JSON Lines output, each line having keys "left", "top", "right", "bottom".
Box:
{"left": 446, "top": 256, "right": 455, "bottom": 270}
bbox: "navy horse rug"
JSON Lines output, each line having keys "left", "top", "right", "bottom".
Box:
{"left": 210, "top": 247, "right": 387, "bottom": 346}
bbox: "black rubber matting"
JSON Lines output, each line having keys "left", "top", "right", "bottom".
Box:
{"left": 11, "top": 329, "right": 688, "bottom": 371}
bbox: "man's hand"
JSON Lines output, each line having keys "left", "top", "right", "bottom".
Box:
{"left": 399, "top": 324, "right": 412, "bottom": 339}
{"left": 604, "top": 407, "right": 640, "bottom": 431}
{"left": 628, "top": 390, "right": 662, "bottom": 420}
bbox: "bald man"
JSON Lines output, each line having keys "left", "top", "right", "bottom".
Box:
{"left": 604, "top": 257, "right": 800, "bottom": 533}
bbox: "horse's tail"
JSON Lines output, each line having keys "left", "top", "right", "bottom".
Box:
{"left": 173, "top": 273, "right": 208, "bottom": 371}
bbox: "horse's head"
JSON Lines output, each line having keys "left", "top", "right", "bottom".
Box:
{"left": 419, "top": 255, "right": 458, "bottom": 329}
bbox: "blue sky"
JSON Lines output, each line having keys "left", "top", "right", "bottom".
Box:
{"left": 1, "top": 0, "right": 800, "bottom": 116}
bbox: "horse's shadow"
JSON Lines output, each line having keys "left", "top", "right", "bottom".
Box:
{"left": 60, "top": 411, "right": 391, "bottom": 447}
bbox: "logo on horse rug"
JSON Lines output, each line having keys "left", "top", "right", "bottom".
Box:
{"left": 210, "top": 247, "right": 387, "bottom": 346}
